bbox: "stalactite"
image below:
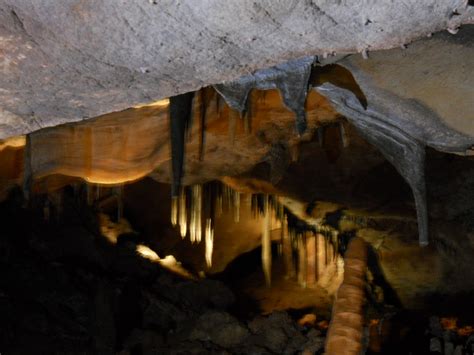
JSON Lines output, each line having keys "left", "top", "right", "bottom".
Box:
{"left": 281, "top": 216, "right": 292, "bottom": 278}
{"left": 289, "top": 228, "right": 297, "bottom": 278}
{"left": 115, "top": 184, "right": 124, "bottom": 221}
{"left": 302, "top": 233, "right": 308, "bottom": 288}
{"left": 55, "top": 191, "right": 63, "bottom": 223}
{"left": 86, "top": 183, "right": 93, "bottom": 206}
{"left": 169, "top": 181, "right": 344, "bottom": 288}
{"left": 95, "top": 185, "right": 101, "bottom": 200}
{"left": 315, "top": 83, "right": 436, "bottom": 246}
{"left": 339, "top": 121, "right": 349, "bottom": 148}
{"left": 262, "top": 194, "right": 272, "bottom": 287}
{"left": 243, "top": 102, "right": 251, "bottom": 134}
{"left": 225, "top": 185, "right": 233, "bottom": 210}
{"left": 43, "top": 199, "right": 50, "bottom": 222}
{"left": 297, "top": 233, "right": 306, "bottom": 287}
{"left": 198, "top": 89, "right": 208, "bottom": 161}
{"left": 195, "top": 184, "right": 202, "bottom": 243}
{"left": 289, "top": 144, "right": 299, "bottom": 162}
{"left": 306, "top": 233, "right": 316, "bottom": 286}
{"left": 228, "top": 109, "right": 238, "bottom": 145}
{"left": 233, "top": 190, "right": 240, "bottom": 223}
{"left": 205, "top": 218, "right": 214, "bottom": 268}
{"left": 324, "top": 233, "right": 329, "bottom": 266}
{"left": 277, "top": 204, "right": 284, "bottom": 256}
{"left": 23, "top": 134, "right": 32, "bottom": 203}
{"left": 315, "top": 233, "right": 321, "bottom": 283}
{"left": 215, "top": 90, "right": 221, "bottom": 115}
{"left": 169, "top": 92, "right": 194, "bottom": 198}
{"left": 317, "top": 126, "right": 325, "bottom": 147}
{"left": 214, "top": 56, "right": 315, "bottom": 135}
{"left": 251, "top": 194, "right": 257, "bottom": 218}
{"left": 171, "top": 195, "right": 178, "bottom": 226}
{"left": 179, "top": 186, "right": 187, "bottom": 238}
{"left": 190, "top": 186, "right": 196, "bottom": 243}
{"left": 216, "top": 193, "right": 223, "bottom": 217}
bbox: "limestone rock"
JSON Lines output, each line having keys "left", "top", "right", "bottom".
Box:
{"left": 1, "top": 1, "right": 472, "bottom": 138}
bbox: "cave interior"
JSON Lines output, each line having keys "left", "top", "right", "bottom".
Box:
{"left": 0, "top": 2, "right": 474, "bottom": 355}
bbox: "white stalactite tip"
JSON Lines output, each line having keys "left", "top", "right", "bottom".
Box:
{"left": 361, "top": 49, "right": 369, "bottom": 60}
{"left": 171, "top": 196, "right": 178, "bottom": 226}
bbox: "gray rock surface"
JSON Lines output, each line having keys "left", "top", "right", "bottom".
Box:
{"left": 190, "top": 311, "right": 249, "bottom": 347}
{"left": 1, "top": 0, "right": 473, "bottom": 138}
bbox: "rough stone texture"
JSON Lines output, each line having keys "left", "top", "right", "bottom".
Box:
{"left": 313, "top": 26, "right": 474, "bottom": 245}
{"left": 325, "top": 237, "right": 368, "bottom": 355}
{"left": 0, "top": 193, "right": 328, "bottom": 354}
{"left": 333, "top": 25, "right": 474, "bottom": 140}
{"left": 24, "top": 88, "right": 338, "bottom": 187}
{"left": 1, "top": 0, "right": 473, "bottom": 138}
{"left": 190, "top": 311, "right": 249, "bottom": 347}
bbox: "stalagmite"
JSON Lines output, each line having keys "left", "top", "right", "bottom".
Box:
{"left": 214, "top": 56, "right": 315, "bottom": 135}
{"left": 326, "top": 237, "right": 368, "bottom": 355}
{"left": 261, "top": 194, "right": 272, "bottom": 287}
{"left": 205, "top": 218, "right": 214, "bottom": 268}
{"left": 179, "top": 186, "right": 187, "bottom": 238}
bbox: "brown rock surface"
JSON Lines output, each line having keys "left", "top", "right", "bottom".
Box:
{"left": 325, "top": 237, "right": 368, "bottom": 355}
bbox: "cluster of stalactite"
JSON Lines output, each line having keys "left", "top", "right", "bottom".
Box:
{"left": 170, "top": 181, "right": 343, "bottom": 287}
{"left": 167, "top": 57, "right": 474, "bottom": 247}
{"left": 170, "top": 182, "right": 238, "bottom": 268}
{"left": 250, "top": 193, "right": 343, "bottom": 287}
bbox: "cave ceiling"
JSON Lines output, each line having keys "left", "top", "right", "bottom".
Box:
{"left": 0, "top": 0, "right": 473, "bottom": 138}
{"left": 0, "top": 1, "right": 474, "bottom": 247}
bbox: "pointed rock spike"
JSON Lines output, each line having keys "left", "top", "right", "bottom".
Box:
{"left": 169, "top": 92, "right": 194, "bottom": 197}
